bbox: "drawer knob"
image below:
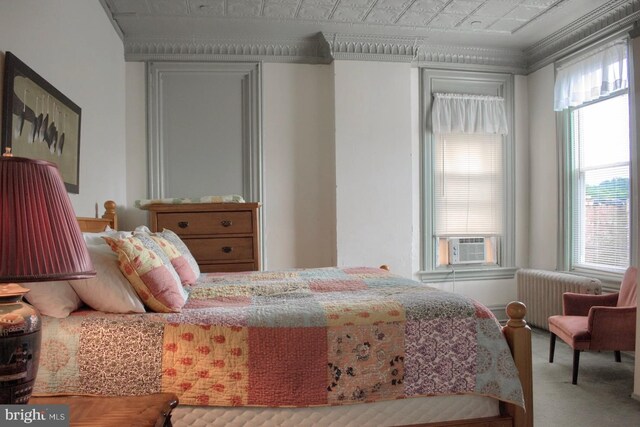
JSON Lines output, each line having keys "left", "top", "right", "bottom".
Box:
{"left": 178, "top": 221, "right": 189, "bottom": 229}
{"left": 222, "top": 246, "right": 233, "bottom": 253}
{"left": 221, "top": 220, "right": 233, "bottom": 227}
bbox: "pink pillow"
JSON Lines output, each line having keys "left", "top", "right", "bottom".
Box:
{"left": 149, "top": 235, "right": 197, "bottom": 285}
{"left": 103, "top": 236, "right": 187, "bottom": 313}
{"left": 135, "top": 226, "right": 201, "bottom": 281}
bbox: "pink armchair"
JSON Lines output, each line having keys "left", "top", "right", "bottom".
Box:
{"left": 548, "top": 267, "right": 637, "bottom": 384}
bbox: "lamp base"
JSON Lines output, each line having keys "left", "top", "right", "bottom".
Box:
{"left": 0, "top": 284, "right": 41, "bottom": 404}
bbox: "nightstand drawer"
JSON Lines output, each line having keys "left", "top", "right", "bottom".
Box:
{"left": 185, "top": 237, "right": 254, "bottom": 262}
{"left": 200, "top": 262, "right": 256, "bottom": 273}
{"left": 156, "top": 211, "right": 252, "bottom": 235}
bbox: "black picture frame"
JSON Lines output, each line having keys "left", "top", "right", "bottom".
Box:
{"left": 1, "top": 52, "right": 82, "bottom": 193}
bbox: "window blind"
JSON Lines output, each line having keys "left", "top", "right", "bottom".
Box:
{"left": 433, "top": 133, "right": 503, "bottom": 236}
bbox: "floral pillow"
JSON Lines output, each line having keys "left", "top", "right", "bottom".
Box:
{"left": 134, "top": 233, "right": 186, "bottom": 286}
{"left": 148, "top": 235, "right": 198, "bottom": 285}
{"left": 103, "top": 236, "right": 187, "bottom": 313}
{"left": 135, "top": 226, "right": 201, "bottom": 281}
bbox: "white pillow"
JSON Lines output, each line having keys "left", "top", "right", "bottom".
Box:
{"left": 70, "top": 243, "right": 145, "bottom": 314}
{"left": 23, "top": 281, "right": 82, "bottom": 318}
{"left": 82, "top": 227, "right": 131, "bottom": 246}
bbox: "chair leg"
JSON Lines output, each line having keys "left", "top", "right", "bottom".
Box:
{"left": 549, "top": 333, "right": 557, "bottom": 363}
{"left": 615, "top": 351, "right": 621, "bottom": 362}
{"left": 572, "top": 350, "right": 580, "bottom": 385}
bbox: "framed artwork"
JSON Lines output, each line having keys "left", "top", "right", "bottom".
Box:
{"left": 1, "top": 52, "right": 81, "bottom": 193}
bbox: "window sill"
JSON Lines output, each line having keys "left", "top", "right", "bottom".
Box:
{"left": 418, "top": 267, "right": 517, "bottom": 283}
{"left": 565, "top": 267, "right": 624, "bottom": 291}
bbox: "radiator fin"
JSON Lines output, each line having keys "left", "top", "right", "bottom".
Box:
{"left": 516, "top": 269, "right": 602, "bottom": 330}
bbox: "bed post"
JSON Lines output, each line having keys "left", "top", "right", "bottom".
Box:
{"left": 101, "top": 200, "right": 118, "bottom": 230}
{"left": 502, "top": 301, "right": 533, "bottom": 427}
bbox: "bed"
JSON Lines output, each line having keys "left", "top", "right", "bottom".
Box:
{"left": 32, "top": 201, "right": 533, "bottom": 427}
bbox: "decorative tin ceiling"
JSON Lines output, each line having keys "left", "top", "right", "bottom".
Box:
{"left": 111, "top": 0, "right": 562, "bottom": 33}
{"left": 104, "top": 0, "right": 604, "bottom": 36}
{"left": 100, "top": 0, "right": 639, "bottom": 72}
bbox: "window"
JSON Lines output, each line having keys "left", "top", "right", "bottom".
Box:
{"left": 556, "top": 40, "right": 631, "bottom": 278}
{"left": 433, "top": 133, "right": 503, "bottom": 266}
{"left": 567, "top": 93, "right": 630, "bottom": 272}
{"left": 420, "top": 70, "right": 516, "bottom": 282}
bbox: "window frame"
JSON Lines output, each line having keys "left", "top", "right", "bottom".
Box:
{"left": 419, "top": 69, "right": 516, "bottom": 283}
{"left": 557, "top": 89, "right": 633, "bottom": 283}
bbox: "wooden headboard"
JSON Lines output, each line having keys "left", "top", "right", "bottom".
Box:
{"left": 76, "top": 200, "right": 118, "bottom": 232}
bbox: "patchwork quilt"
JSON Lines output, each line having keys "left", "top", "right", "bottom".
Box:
{"left": 34, "top": 267, "right": 524, "bottom": 408}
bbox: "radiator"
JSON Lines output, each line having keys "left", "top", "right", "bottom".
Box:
{"left": 516, "top": 269, "right": 602, "bottom": 330}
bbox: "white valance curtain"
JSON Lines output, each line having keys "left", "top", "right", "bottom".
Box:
{"left": 554, "top": 41, "right": 628, "bottom": 111}
{"left": 432, "top": 93, "right": 508, "bottom": 135}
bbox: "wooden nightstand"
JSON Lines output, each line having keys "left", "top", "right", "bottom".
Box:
{"left": 30, "top": 393, "right": 178, "bottom": 427}
{"left": 142, "top": 202, "right": 261, "bottom": 273}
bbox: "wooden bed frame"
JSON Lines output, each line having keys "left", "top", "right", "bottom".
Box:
{"left": 77, "top": 201, "right": 533, "bottom": 427}
{"left": 76, "top": 200, "right": 118, "bottom": 232}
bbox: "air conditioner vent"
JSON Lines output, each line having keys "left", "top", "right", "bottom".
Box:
{"left": 448, "top": 237, "right": 486, "bottom": 265}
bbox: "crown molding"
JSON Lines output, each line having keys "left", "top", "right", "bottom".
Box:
{"left": 322, "top": 34, "right": 527, "bottom": 73}
{"left": 413, "top": 44, "right": 527, "bottom": 74}
{"left": 124, "top": 36, "right": 333, "bottom": 64}
{"left": 524, "top": 0, "right": 640, "bottom": 72}
{"left": 322, "top": 33, "right": 420, "bottom": 62}
{"left": 124, "top": 33, "right": 527, "bottom": 73}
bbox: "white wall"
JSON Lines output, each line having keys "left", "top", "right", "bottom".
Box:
{"left": 527, "top": 64, "right": 558, "bottom": 269}
{"left": 262, "top": 63, "right": 336, "bottom": 270}
{"left": 410, "top": 67, "right": 422, "bottom": 276}
{"left": 122, "top": 62, "right": 147, "bottom": 230}
{"left": 515, "top": 75, "right": 531, "bottom": 270}
{"left": 0, "top": 0, "right": 126, "bottom": 217}
{"left": 333, "top": 61, "right": 415, "bottom": 277}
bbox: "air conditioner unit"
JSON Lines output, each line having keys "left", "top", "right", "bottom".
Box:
{"left": 448, "top": 237, "right": 487, "bottom": 265}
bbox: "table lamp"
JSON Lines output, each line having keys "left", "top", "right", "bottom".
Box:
{"left": 0, "top": 155, "right": 95, "bottom": 404}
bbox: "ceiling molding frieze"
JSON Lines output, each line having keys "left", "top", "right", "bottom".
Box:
{"left": 323, "top": 34, "right": 420, "bottom": 62}
{"left": 323, "top": 34, "right": 527, "bottom": 72}
{"left": 124, "top": 36, "right": 333, "bottom": 64}
{"left": 413, "top": 44, "right": 527, "bottom": 74}
{"left": 125, "top": 33, "right": 527, "bottom": 72}
{"left": 524, "top": 0, "right": 640, "bottom": 71}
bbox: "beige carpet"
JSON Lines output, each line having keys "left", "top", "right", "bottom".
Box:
{"left": 531, "top": 327, "right": 640, "bottom": 426}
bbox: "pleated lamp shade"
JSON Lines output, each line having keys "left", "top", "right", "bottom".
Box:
{"left": 0, "top": 156, "right": 95, "bottom": 283}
